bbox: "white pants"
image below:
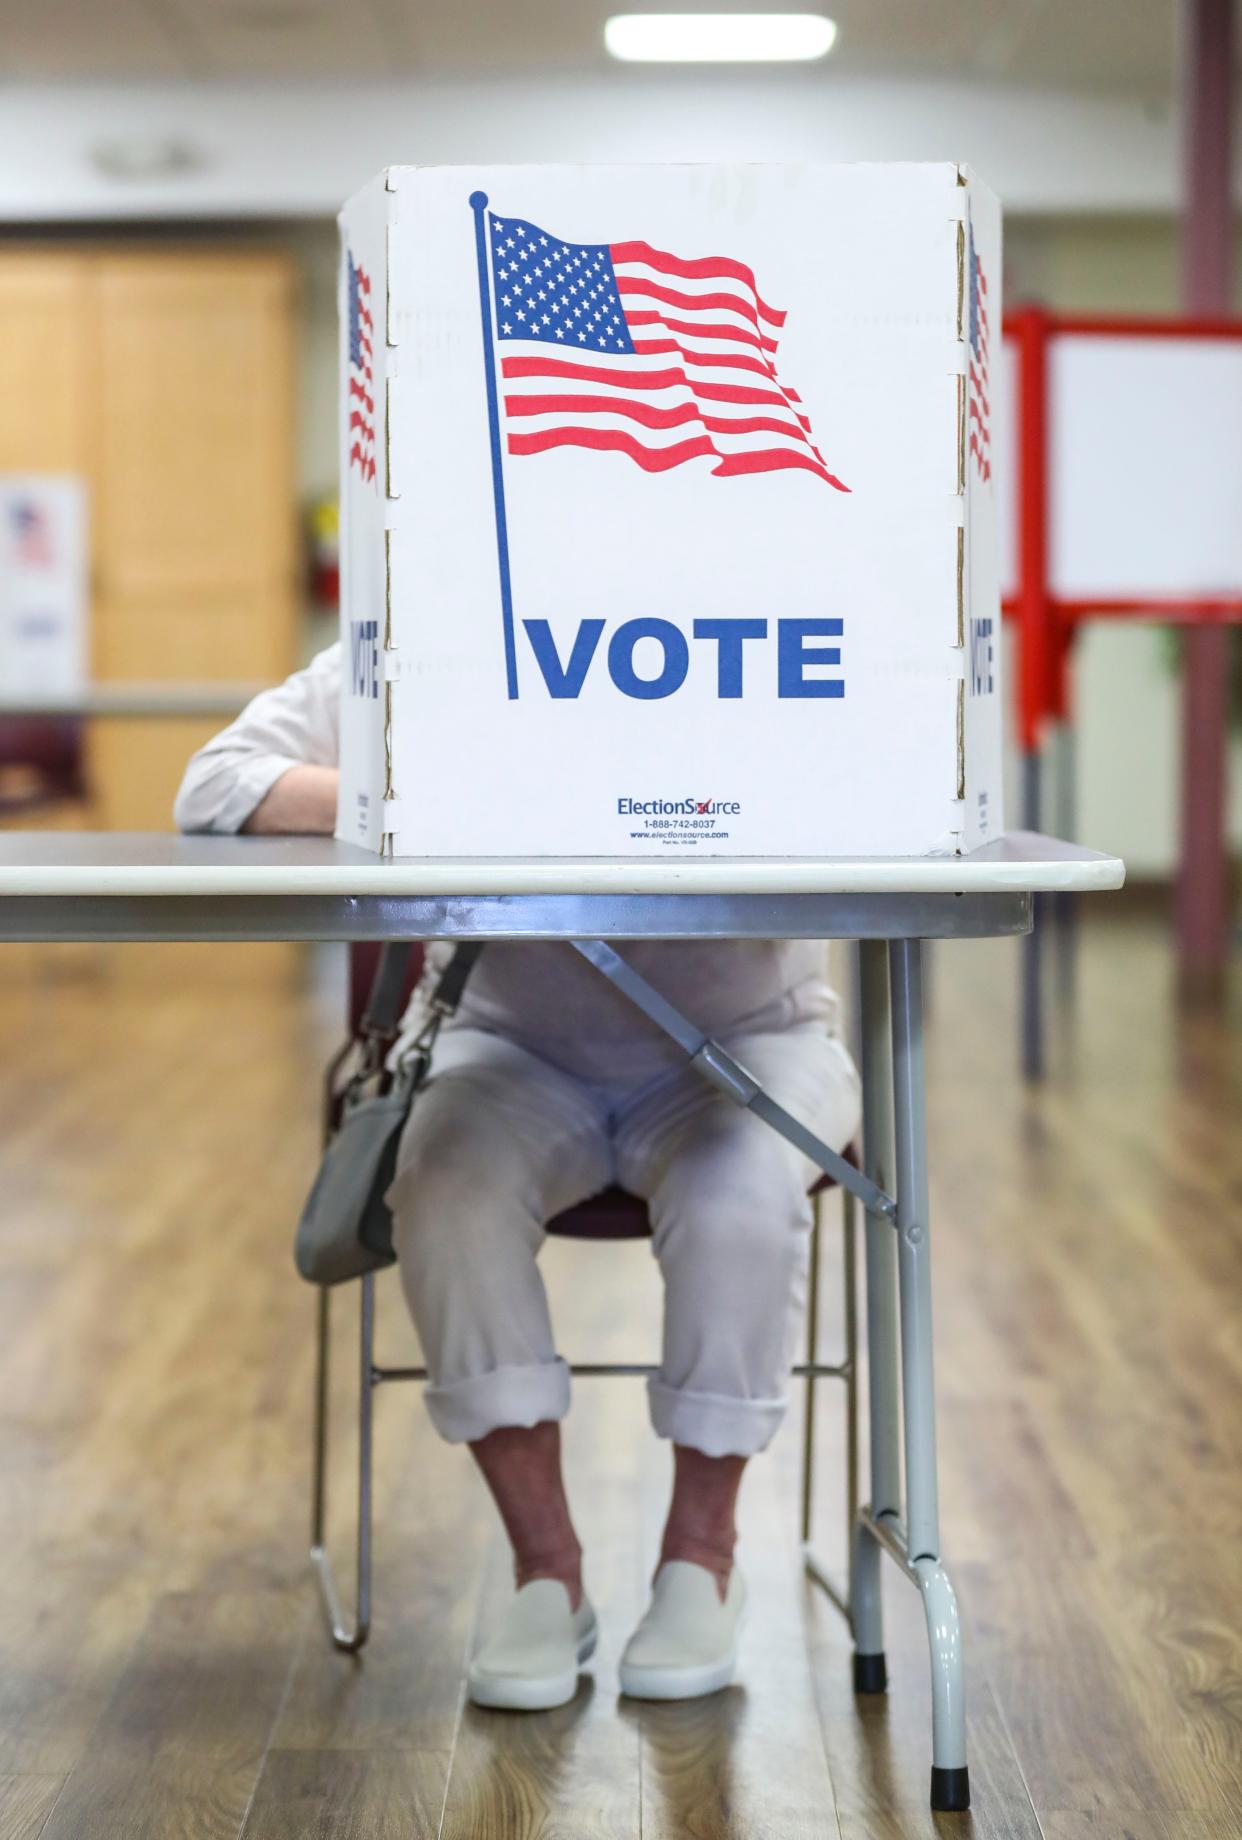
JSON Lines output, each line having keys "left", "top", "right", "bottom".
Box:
{"left": 386, "top": 1013, "right": 861, "bottom": 1459}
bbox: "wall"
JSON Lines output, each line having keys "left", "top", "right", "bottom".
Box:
{"left": 0, "top": 74, "right": 1185, "bottom": 221}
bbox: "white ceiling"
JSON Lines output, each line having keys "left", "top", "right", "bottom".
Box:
{"left": 0, "top": 0, "right": 1179, "bottom": 94}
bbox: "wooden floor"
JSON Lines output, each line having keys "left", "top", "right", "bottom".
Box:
{"left": 0, "top": 914, "right": 1239, "bottom": 1839}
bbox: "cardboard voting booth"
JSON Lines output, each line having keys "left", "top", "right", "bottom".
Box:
{"left": 336, "top": 163, "right": 1002, "bottom": 859}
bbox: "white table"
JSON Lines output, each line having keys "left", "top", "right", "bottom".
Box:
{"left": 0, "top": 828, "right": 1120, "bottom": 939}
{"left": 0, "top": 829, "right": 1124, "bottom": 1815}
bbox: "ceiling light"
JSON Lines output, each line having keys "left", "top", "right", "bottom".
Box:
{"left": 604, "top": 13, "right": 837, "bottom": 62}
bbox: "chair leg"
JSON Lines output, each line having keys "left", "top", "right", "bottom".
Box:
{"left": 309, "top": 1274, "right": 375, "bottom": 1654}
{"left": 799, "top": 1192, "right": 822, "bottom": 1547}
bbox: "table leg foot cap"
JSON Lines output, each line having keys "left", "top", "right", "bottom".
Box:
{"left": 852, "top": 1651, "right": 887, "bottom": 1695}
{"left": 931, "top": 1765, "right": 970, "bottom": 1812}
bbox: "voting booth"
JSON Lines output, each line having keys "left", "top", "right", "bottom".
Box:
{"left": 997, "top": 312, "right": 1242, "bottom": 749}
{"left": 993, "top": 311, "right": 1242, "bottom": 1078}
{"left": 336, "top": 163, "right": 1003, "bottom": 860}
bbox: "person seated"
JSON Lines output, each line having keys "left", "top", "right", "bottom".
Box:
{"left": 175, "top": 642, "right": 861, "bottom": 1710}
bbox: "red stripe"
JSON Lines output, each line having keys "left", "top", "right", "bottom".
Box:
{"left": 692, "top": 378, "right": 813, "bottom": 427}
{"left": 617, "top": 276, "right": 768, "bottom": 334}
{"left": 507, "top": 425, "right": 846, "bottom": 488}
{"left": 505, "top": 392, "right": 813, "bottom": 444}
{"left": 349, "top": 411, "right": 375, "bottom": 440}
{"left": 356, "top": 268, "right": 371, "bottom": 295}
{"left": 359, "top": 304, "right": 374, "bottom": 332}
{"left": 712, "top": 447, "right": 848, "bottom": 489}
{"left": 504, "top": 356, "right": 688, "bottom": 389}
{"left": 626, "top": 309, "right": 778, "bottom": 355}
{"left": 509, "top": 427, "right": 720, "bottom": 471}
{"left": 968, "top": 364, "right": 989, "bottom": 414}
{"left": 969, "top": 431, "right": 991, "bottom": 478}
{"left": 610, "top": 240, "right": 785, "bottom": 327}
{"left": 632, "top": 338, "right": 777, "bottom": 380}
{"left": 968, "top": 396, "right": 989, "bottom": 437}
{"left": 349, "top": 377, "right": 374, "bottom": 412}
{"left": 502, "top": 354, "right": 809, "bottom": 426}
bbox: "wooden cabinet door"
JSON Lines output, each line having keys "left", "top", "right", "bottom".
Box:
{"left": 0, "top": 255, "right": 92, "bottom": 473}
{"left": 92, "top": 253, "right": 297, "bottom": 683}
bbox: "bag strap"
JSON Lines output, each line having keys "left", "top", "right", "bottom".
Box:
{"left": 427, "top": 941, "right": 485, "bottom": 1017}
{"left": 360, "top": 941, "right": 483, "bottom": 1051}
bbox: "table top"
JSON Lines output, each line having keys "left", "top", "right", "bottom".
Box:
{"left": 0, "top": 831, "right": 1123, "bottom": 898}
{"left": 0, "top": 832, "right": 1122, "bottom": 943}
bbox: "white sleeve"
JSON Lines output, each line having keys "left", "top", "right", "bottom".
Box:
{"left": 173, "top": 643, "right": 342, "bottom": 835}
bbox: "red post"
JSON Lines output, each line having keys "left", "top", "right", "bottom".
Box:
{"left": 1177, "top": 0, "right": 1235, "bottom": 996}
{"left": 1013, "top": 306, "right": 1051, "bottom": 758}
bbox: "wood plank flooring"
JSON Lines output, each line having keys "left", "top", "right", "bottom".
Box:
{"left": 0, "top": 912, "right": 1238, "bottom": 1836}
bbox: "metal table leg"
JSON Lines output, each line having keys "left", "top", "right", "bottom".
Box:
{"left": 1022, "top": 747, "right": 1045, "bottom": 1080}
{"left": 1052, "top": 718, "right": 1078, "bottom": 1005}
{"left": 888, "top": 940, "right": 969, "bottom": 1812}
{"left": 851, "top": 940, "right": 901, "bottom": 1692}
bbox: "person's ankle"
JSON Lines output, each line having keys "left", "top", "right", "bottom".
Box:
{"left": 514, "top": 1547, "right": 583, "bottom": 1612}
{"left": 658, "top": 1533, "right": 734, "bottom": 1602}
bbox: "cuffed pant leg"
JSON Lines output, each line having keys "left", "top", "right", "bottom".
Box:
{"left": 424, "top": 1357, "right": 573, "bottom": 1445}
{"left": 617, "top": 1026, "right": 861, "bottom": 1459}
{"left": 385, "top": 1028, "right": 610, "bottom": 1445}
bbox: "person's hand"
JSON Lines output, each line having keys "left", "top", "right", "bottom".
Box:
{"left": 243, "top": 765, "right": 339, "bottom": 835}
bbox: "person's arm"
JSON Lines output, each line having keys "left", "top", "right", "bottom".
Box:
{"left": 174, "top": 643, "right": 342, "bottom": 835}
{"left": 242, "top": 764, "right": 338, "bottom": 835}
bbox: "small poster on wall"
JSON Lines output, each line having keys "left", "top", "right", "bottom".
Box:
{"left": 0, "top": 476, "right": 88, "bottom": 699}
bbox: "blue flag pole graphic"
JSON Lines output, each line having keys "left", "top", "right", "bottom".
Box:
{"left": 469, "top": 191, "right": 519, "bottom": 699}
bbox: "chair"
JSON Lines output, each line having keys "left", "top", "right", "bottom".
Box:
{"left": 310, "top": 942, "right": 858, "bottom": 1653}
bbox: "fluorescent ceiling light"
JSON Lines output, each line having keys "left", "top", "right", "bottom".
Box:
{"left": 605, "top": 13, "right": 837, "bottom": 62}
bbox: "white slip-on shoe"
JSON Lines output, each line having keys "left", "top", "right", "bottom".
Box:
{"left": 467, "top": 1579, "right": 598, "bottom": 1711}
{"left": 619, "top": 1561, "right": 747, "bottom": 1701}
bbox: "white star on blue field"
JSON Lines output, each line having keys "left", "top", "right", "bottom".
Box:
{"left": 489, "top": 214, "right": 637, "bottom": 354}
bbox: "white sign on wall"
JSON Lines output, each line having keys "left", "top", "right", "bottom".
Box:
{"left": 0, "top": 476, "right": 88, "bottom": 696}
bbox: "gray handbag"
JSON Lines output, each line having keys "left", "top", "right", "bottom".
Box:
{"left": 294, "top": 942, "right": 482, "bottom": 1286}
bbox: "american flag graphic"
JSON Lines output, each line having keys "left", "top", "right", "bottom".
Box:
{"left": 486, "top": 210, "right": 847, "bottom": 489}
{"left": 11, "top": 500, "right": 53, "bottom": 567}
{"left": 347, "top": 252, "right": 377, "bottom": 485}
{"left": 967, "top": 228, "right": 991, "bottom": 484}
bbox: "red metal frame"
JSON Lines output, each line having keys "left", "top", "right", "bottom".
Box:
{"left": 1001, "top": 307, "right": 1242, "bottom": 753}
